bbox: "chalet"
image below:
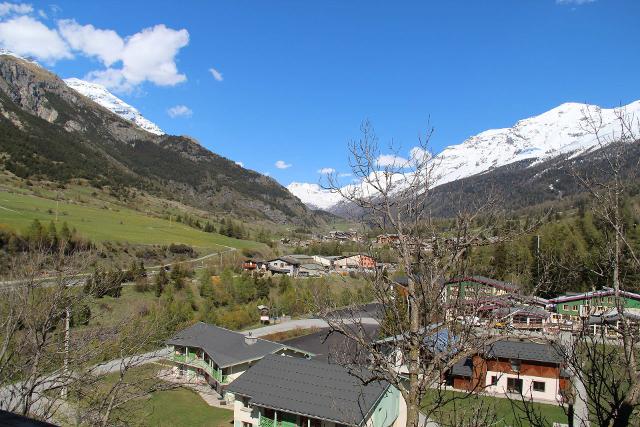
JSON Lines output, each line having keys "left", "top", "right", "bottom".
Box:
{"left": 587, "top": 307, "right": 640, "bottom": 338}
{"left": 325, "top": 230, "right": 360, "bottom": 242}
{"left": 227, "top": 354, "right": 405, "bottom": 427}
{"left": 242, "top": 260, "right": 268, "bottom": 273}
{"left": 493, "top": 306, "right": 551, "bottom": 331}
{"left": 376, "top": 234, "right": 400, "bottom": 245}
{"left": 448, "top": 339, "right": 568, "bottom": 403}
{"left": 298, "top": 263, "right": 327, "bottom": 277}
{"left": 165, "top": 323, "right": 312, "bottom": 394}
{"left": 374, "top": 325, "right": 453, "bottom": 376}
{"left": 267, "top": 257, "right": 302, "bottom": 276}
{"left": 548, "top": 288, "right": 640, "bottom": 324}
{"left": 334, "top": 254, "right": 377, "bottom": 272}
{"left": 313, "top": 255, "right": 333, "bottom": 267}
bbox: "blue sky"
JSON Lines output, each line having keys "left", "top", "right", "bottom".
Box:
{"left": 1, "top": 0, "right": 639, "bottom": 186}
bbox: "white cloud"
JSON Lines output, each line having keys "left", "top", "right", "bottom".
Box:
{"left": 0, "top": 2, "right": 32, "bottom": 16}
{"left": 317, "top": 167, "right": 335, "bottom": 174}
{"left": 0, "top": 15, "right": 71, "bottom": 62}
{"left": 0, "top": 11, "right": 190, "bottom": 92}
{"left": 80, "top": 24, "right": 189, "bottom": 92}
{"left": 556, "top": 0, "right": 596, "bottom": 4}
{"left": 58, "top": 19, "right": 123, "bottom": 66}
{"left": 209, "top": 67, "right": 223, "bottom": 82}
{"left": 338, "top": 172, "right": 352, "bottom": 178}
{"left": 376, "top": 154, "right": 408, "bottom": 167}
{"left": 235, "top": 161, "right": 244, "bottom": 167}
{"left": 167, "top": 105, "right": 192, "bottom": 118}
{"left": 275, "top": 160, "right": 292, "bottom": 169}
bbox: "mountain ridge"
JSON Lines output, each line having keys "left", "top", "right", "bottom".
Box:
{"left": 288, "top": 100, "right": 640, "bottom": 212}
{"left": 0, "top": 54, "right": 318, "bottom": 226}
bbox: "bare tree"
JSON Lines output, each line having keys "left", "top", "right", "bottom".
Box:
{"left": 0, "top": 245, "right": 179, "bottom": 425}
{"left": 318, "top": 121, "right": 539, "bottom": 427}
{"left": 559, "top": 106, "right": 640, "bottom": 427}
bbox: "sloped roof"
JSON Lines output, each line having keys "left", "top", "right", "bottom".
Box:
{"left": 485, "top": 340, "right": 564, "bottom": 364}
{"left": 227, "top": 355, "right": 390, "bottom": 426}
{"left": 451, "top": 339, "right": 564, "bottom": 378}
{"left": 548, "top": 288, "right": 640, "bottom": 304}
{"left": 166, "top": 322, "right": 305, "bottom": 368}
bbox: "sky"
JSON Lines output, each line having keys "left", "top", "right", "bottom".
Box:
{"left": 1, "top": 0, "right": 639, "bottom": 187}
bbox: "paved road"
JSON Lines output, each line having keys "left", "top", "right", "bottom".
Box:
{"left": 245, "top": 316, "right": 379, "bottom": 337}
{"left": 0, "top": 246, "right": 236, "bottom": 291}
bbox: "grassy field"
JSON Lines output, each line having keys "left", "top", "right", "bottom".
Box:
{"left": 124, "top": 388, "right": 233, "bottom": 427}
{"left": 422, "top": 389, "right": 568, "bottom": 426}
{"left": 0, "top": 189, "right": 263, "bottom": 251}
{"left": 70, "top": 363, "right": 233, "bottom": 427}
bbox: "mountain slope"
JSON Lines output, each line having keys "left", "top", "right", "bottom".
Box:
{"left": 289, "top": 100, "right": 640, "bottom": 212}
{"left": 64, "top": 78, "right": 164, "bottom": 135}
{"left": 0, "top": 54, "right": 317, "bottom": 225}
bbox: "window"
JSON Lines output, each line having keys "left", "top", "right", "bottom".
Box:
{"left": 242, "top": 423, "right": 253, "bottom": 427}
{"left": 563, "top": 304, "right": 569, "bottom": 311}
{"left": 507, "top": 377, "right": 523, "bottom": 394}
{"left": 510, "top": 359, "right": 521, "bottom": 372}
{"left": 490, "top": 375, "right": 498, "bottom": 386}
{"left": 533, "top": 381, "right": 546, "bottom": 392}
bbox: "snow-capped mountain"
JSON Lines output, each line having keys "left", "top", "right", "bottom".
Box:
{"left": 288, "top": 100, "right": 640, "bottom": 211}
{"left": 63, "top": 78, "right": 164, "bottom": 135}
{"left": 286, "top": 182, "right": 343, "bottom": 210}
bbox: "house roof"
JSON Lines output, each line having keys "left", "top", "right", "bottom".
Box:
{"left": 227, "top": 355, "right": 390, "bottom": 426}
{"left": 450, "top": 357, "right": 474, "bottom": 378}
{"left": 299, "top": 263, "right": 326, "bottom": 271}
{"left": 485, "top": 340, "right": 564, "bottom": 364}
{"left": 451, "top": 339, "right": 564, "bottom": 378}
{"left": 548, "top": 288, "right": 640, "bottom": 304}
{"left": 166, "top": 322, "right": 307, "bottom": 368}
{"left": 267, "top": 257, "right": 302, "bottom": 266}
{"left": 494, "top": 305, "right": 551, "bottom": 320}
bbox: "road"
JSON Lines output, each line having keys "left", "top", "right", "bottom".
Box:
{"left": 245, "top": 316, "right": 379, "bottom": 337}
{"left": 0, "top": 245, "right": 237, "bottom": 291}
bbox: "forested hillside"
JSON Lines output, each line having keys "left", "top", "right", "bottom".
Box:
{"left": 0, "top": 54, "right": 317, "bottom": 226}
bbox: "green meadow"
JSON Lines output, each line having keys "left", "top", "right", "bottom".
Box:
{"left": 0, "top": 190, "right": 263, "bottom": 251}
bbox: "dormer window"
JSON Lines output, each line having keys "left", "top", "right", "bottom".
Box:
{"left": 510, "top": 359, "right": 521, "bottom": 373}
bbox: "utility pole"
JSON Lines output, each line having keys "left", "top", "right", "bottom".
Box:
{"left": 61, "top": 305, "right": 70, "bottom": 399}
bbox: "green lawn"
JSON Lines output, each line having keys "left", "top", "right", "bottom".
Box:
{"left": 0, "top": 190, "right": 263, "bottom": 251}
{"left": 125, "top": 388, "right": 233, "bottom": 427}
{"left": 422, "top": 389, "right": 568, "bottom": 427}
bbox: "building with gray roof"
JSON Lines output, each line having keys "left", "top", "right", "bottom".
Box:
{"left": 165, "top": 322, "right": 312, "bottom": 393}
{"left": 227, "top": 354, "right": 403, "bottom": 427}
{"left": 448, "top": 339, "right": 568, "bottom": 403}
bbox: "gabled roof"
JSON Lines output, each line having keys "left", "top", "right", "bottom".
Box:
{"left": 166, "top": 322, "right": 308, "bottom": 368}
{"left": 450, "top": 339, "right": 564, "bottom": 378}
{"left": 548, "top": 288, "right": 640, "bottom": 304}
{"left": 268, "top": 256, "right": 302, "bottom": 266}
{"left": 227, "top": 355, "right": 390, "bottom": 426}
{"left": 485, "top": 340, "right": 564, "bottom": 364}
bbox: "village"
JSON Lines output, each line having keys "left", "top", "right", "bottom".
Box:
{"left": 164, "top": 257, "right": 640, "bottom": 427}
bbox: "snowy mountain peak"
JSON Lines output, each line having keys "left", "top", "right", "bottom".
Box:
{"left": 63, "top": 78, "right": 164, "bottom": 135}
{"left": 290, "top": 99, "right": 640, "bottom": 212}
{"left": 286, "top": 182, "right": 343, "bottom": 211}
{"left": 0, "top": 48, "right": 41, "bottom": 67}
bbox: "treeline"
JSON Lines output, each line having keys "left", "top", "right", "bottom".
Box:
{"left": 0, "top": 220, "right": 92, "bottom": 274}
{"left": 468, "top": 198, "right": 640, "bottom": 295}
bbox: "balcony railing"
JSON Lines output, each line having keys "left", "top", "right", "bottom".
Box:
{"left": 170, "top": 353, "right": 229, "bottom": 384}
{"left": 259, "top": 417, "right": 298, "bottom": 427}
